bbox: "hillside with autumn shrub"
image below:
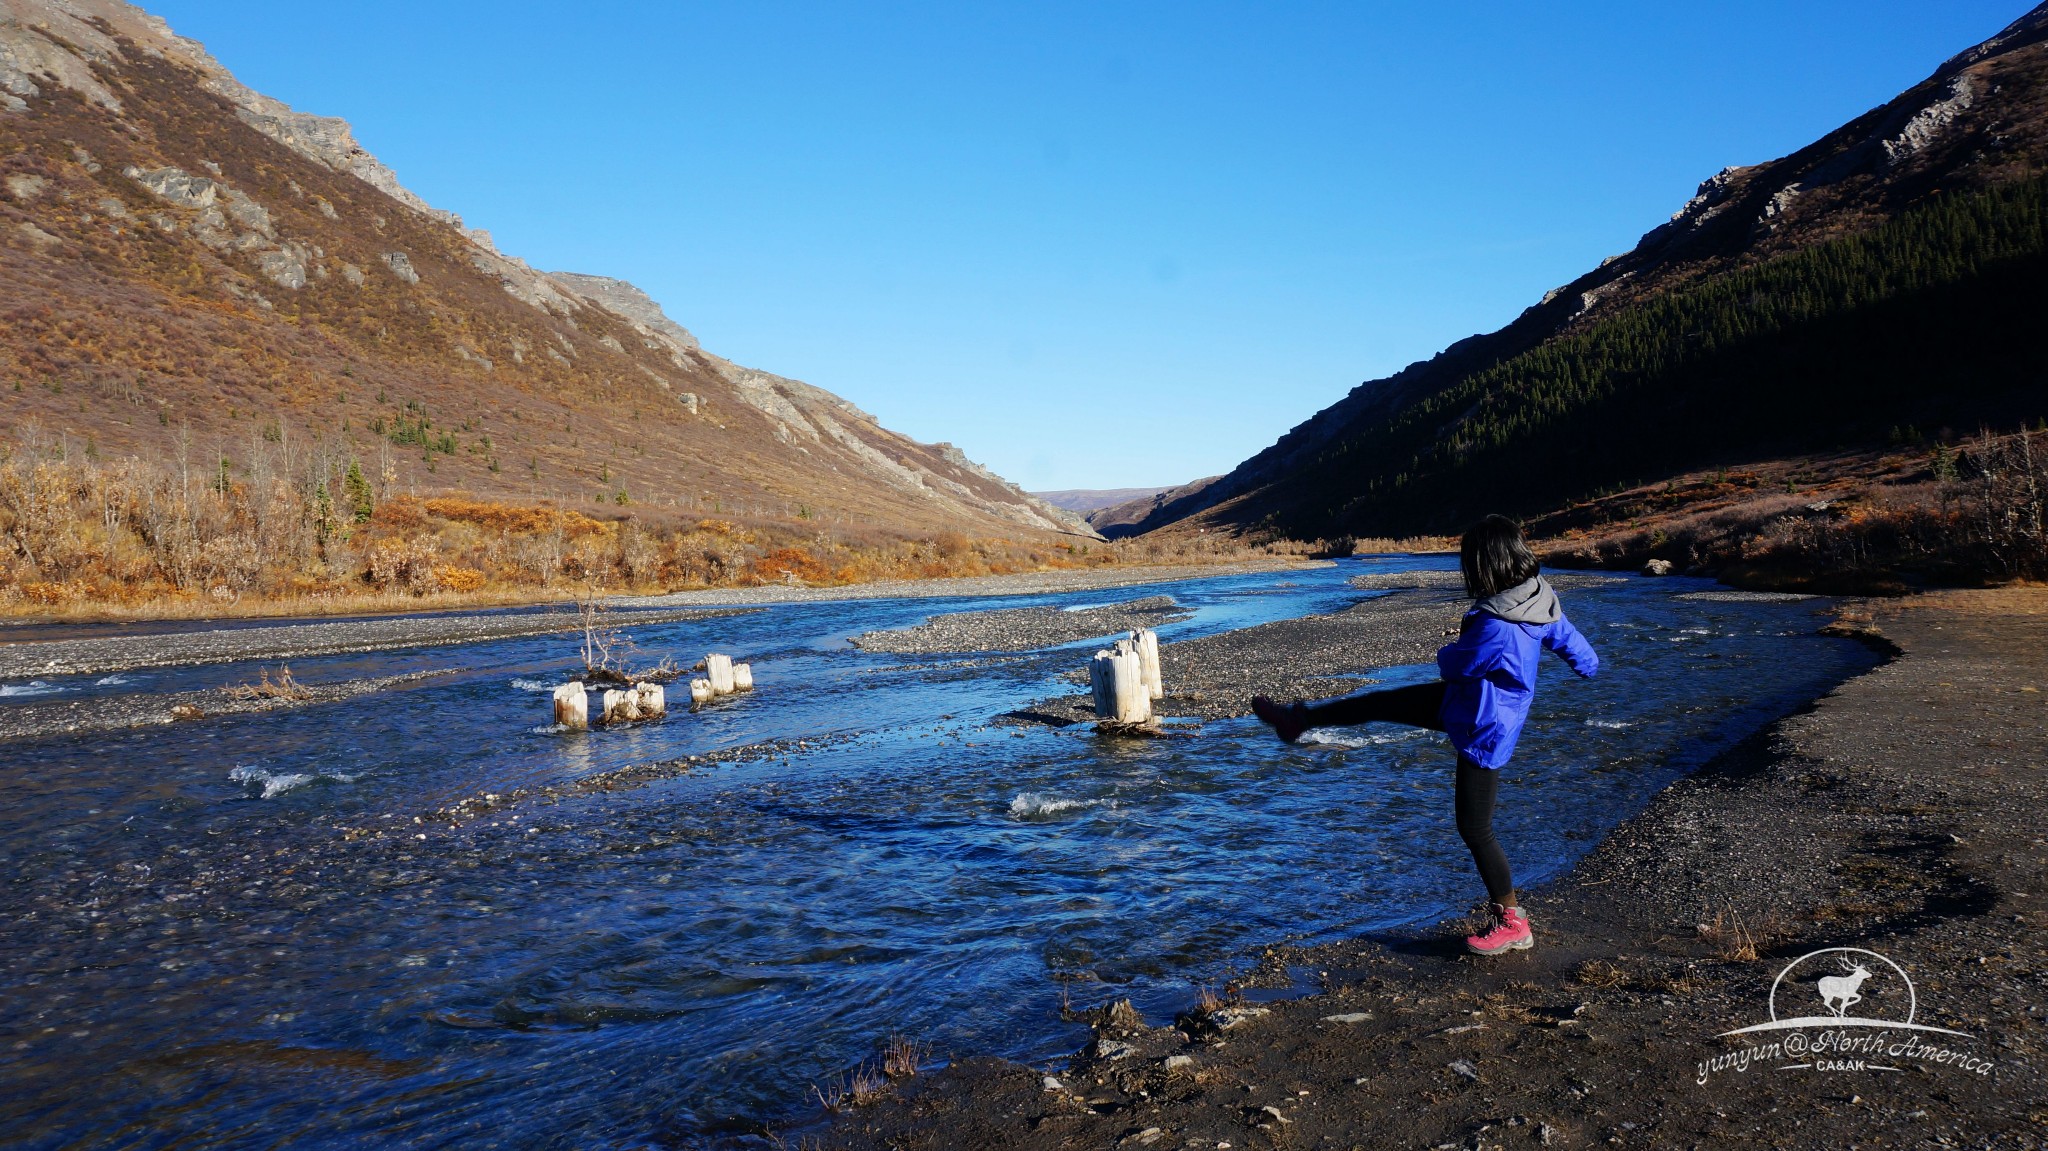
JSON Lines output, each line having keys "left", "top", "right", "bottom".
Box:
{"left": 0, "top": 0, "right": 1102, "bottom": 616}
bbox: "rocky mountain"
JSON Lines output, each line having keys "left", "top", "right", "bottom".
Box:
{"left": 0, "top": 0, "right": 1085, "bottom": 537}
{"left": 1122, "top": 2, "right": 2048, "bottom": 540}
{"left": 1032, "top": 486, "right": 1179, "bottom": 514}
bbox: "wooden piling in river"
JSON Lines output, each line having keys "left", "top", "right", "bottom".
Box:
{"left": 1132, "top": 629, "right": 1163, "bottom": 700}
{"left": 553, "top": 681, "right": 588, "bottom": 730}
{"left": 1090, "top": 641, "right": 1151, "bottom": 724}
{"left": 706, "top": 654, "right": 736, "bottom": 695}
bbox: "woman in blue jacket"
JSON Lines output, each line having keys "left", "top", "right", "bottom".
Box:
{"left": 1252, "top": 515, "right": 1599, "bottom": 955}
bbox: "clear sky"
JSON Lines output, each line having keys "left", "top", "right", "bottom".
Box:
{"left": 150, "top": 1, "right": 2034, "bottom": 491}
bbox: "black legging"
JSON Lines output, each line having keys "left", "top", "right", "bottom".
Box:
{"left": 1302, "top": 682, "right": 1514, "bottom": 904}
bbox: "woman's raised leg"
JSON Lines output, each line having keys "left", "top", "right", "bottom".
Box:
{"left": 1252, "top": 681, "right": 1446, "bottom": 742}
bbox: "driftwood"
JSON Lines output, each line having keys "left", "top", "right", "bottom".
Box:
{"left": 689, "top": 678, "right": 715, "bottom": 704}
{"left": 732, "top": 663, "right": 754, "bottom": 691}
{"left": 706, "top": 653, "right": 736, "bottom": 695}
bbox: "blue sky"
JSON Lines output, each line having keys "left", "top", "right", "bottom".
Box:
{"left": 151, "top": 1, "right": 2032, "bottom": 490}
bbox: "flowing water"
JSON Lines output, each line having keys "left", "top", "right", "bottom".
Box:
{"left": 0, "top": 559, "right": 1877, "bottom": 1148}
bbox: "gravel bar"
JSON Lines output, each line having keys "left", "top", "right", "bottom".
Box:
{"left": 0, "top": 606, "right": 757, "bottom": 679}
{"left": 0, "top": 670, "right": 453, "bottom": 742}
{"left": 849, "top": 595, "right": 1193, "bottom": 654}
{"left": 1011, "top": 587, "right": 1469, "bottom": 725}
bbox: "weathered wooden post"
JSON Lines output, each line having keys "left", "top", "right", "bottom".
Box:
{"left": 706, "top": 654, "right": 736, "bottom": 695}
{"left": 732, "top": 663, "right": 754, "bottom": 691}
{"left": 689, "top": 678, "right": 714, "bottom": 704}
{"left": 1112, "top": 639, "right": 1150, "bottom": 723}
{"left": 553, "top": 681, "right": 588, "bottom": 730}
{"left": 1090, "top": 649, "right": 1116, "bottom": 718}
{"left": 1132, "top": 629, "right": 1163, "bottom": 700}
{"left": 601, "top": 688, "right": 640, "bottom": 724}
{"left": 634, "top": 682, "right": 666, "bottom": 718}
{"left": 1091, "top": 640, "right": 1151, "bottom": 725}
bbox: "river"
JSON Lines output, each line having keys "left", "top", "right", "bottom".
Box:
{"left": 0, "top": 557, "right": 1877, "bottom": 1147}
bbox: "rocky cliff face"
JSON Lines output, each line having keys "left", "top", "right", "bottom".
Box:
{"left": 1124, "top": 1, "right": 2048, "bottom": 539}
{"left": 0, "top": 0, "right": 1085, "bottom": 536}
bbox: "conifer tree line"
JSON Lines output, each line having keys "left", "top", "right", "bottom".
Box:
{"left": 1263, "top": 175, "right": 2048, "bottom": 540}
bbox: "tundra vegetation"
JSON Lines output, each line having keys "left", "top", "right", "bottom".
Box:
{"left": 0, "top": 423, "right": 1315, "bottom": 618}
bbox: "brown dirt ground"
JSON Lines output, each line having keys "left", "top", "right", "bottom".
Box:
{"left": 809, "top": 588, "right": 2048, "bottom": 1150}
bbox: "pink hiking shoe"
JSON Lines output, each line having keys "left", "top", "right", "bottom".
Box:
{"left": 1250, "top": 695, "right": 1309, "bottom": 743}
{"left": 1465, "top": 904, "right": 1533, "bottom": 955}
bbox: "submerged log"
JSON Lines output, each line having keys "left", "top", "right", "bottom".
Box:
{"left": 706, "top": 653, "right": 736, "bottom": 695}
{"left": 732, "top": 663, "right": 754, "bottom": 691}
{"left": 689, "top": 678, "right": 715, "bottom": 704}
{"left": 553, "top": 681, "right": 588, "bottom": 730}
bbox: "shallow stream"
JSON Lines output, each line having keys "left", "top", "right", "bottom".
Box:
{"left": 0, "top": 558, "right": 1877, "bottom": 1147}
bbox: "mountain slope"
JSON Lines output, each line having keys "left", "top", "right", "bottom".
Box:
{"left": 0, "top": 0, "right": 1083, "bottom": 537}
{"left": 1128, "top": 2, "right": 2048, "bottom": 540}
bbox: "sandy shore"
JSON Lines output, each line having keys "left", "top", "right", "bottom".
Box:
{"left": 817, "top": 588, "right": 2047, "bottom": 1149}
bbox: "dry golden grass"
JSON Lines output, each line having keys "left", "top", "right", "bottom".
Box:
{"left": 0, "top": 442, "right": 1300, "bottom": 620}
{"left": 1696, "top": 907, "right": 1761, "bottom": 962}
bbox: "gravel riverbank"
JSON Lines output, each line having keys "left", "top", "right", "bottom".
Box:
{"left": 818, "top": 588, "right": 2047, "bottom": 1149}
{"left": 615, "top": 559, "right": 1329, "bottom": 609}
{"left": 0, "top": 606, "right": 757, "bottom": 679}
{"left": 0, "top": 670, "right": 454, "bottom": 742}
{"left": 850, "top": 595, "right": 1193, "bottom": 655}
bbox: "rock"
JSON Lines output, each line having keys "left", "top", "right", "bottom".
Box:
{"left": 1121, "top": 1128, "right": 1164, "bottom": 1146}
{"left": 1093, "top": 1038, "right": 1137, "bottom": 1060}
{"left": 1641, "top": 559, "right": 1674, "bottom": 577}
{"left": 1447, "top": 1058, "right": 1479, "bottom": 1081}
{"left": 1321, "top": 1012, "right": 1373, "bottom": 1024}
{"left": 168, "top": 703, "right": 205, "bottom": 720}
{"left": 1162, "top": 1054, "right": 1195, "bottom": 1070}
{"left": 677, "top": 392, "right": 699, "bottom": 415}
{"left": 5, "top": 173, "right": 47, "bottom": 200}
{"left": 597, "top": 334, "right": 626, "bottom": 354}
{"left": 1253, "top": 1104, "right": 1290, "bottom": 1126}
{"left": 381, "top": 251, "right": 419, "bottom": 284}
{"left": 337, "top": 261, "right": 365, "bottom": 287}
{"left": 257, "top": 247, "right": 307, "bottom": 290}
{"left": 1040, "top": 1075, "right": 1065, "bottom": 1093}
{"left": 124, "top": 165, "right": 220, "bottom": 208}
{"left": 1209, "top": 1006, "right": 1269, "bottom": 1030}
{"left": 16, "top": 222, "right": 61, "bottom": 248}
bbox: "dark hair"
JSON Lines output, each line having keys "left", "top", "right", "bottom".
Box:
{"left": 1460, "top": 515, "right": 1539, "bottom": 600}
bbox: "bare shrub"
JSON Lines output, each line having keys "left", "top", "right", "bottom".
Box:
{"left": 227, "top": 665, "right": 312, "bottom": 701}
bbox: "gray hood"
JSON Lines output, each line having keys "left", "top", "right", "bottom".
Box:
{"left": 1477, "top": 576, "right": 1559, "bottom": 625}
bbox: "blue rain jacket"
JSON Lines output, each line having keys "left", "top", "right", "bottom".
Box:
{"left": 1435, "top": 576, "right": 1599, "bottom": 768}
